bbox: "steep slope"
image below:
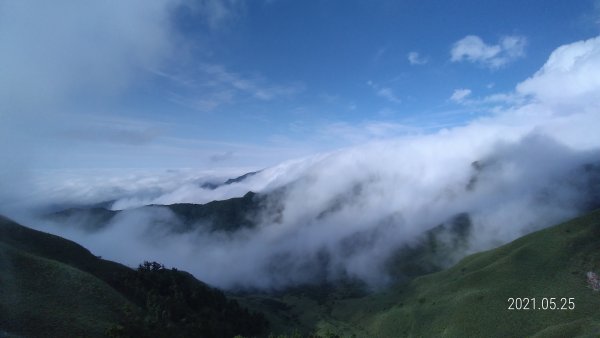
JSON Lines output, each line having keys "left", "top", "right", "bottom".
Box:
{"left": 241, "top": 210, "right": 600, "bottom": 337}
{"left": 164, "top": 191, "right": 261, "bottom": 232}
{"left": 328, "top": 209, "right": 600, "bottom": 337}
{"left": 0, "top": 216, "right": 268, "bottom": 338}
{"left": 0, "top": 215, "right": 132, "bottom": 286}
{"left": 0, "top": 216, "right": 133, "bottom": 337}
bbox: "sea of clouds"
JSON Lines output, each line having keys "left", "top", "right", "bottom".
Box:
{"left": 3, "top": 36, "right": 597, "bottom": 290}
{"left": 1, "top": 1, "right": 600, "bottom": 290}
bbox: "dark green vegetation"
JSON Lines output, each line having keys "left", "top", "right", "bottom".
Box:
{"left": 242, "top": 209, "right": 600, "bottom": 337}
{"left": 0, "top": 216, "right": 267, "bottom": 338}
{"left": 165, "top": 191, "right": 262, "bottom": 232}
{"left": 109, "top": 261, "right": 268, "bottom": 338}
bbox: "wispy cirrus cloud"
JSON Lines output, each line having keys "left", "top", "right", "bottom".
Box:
{"left": 200, "top": 63, "right": 304, "bottom": 101}
{"left": 450, "top": 35, "right": 527, "bottom": 69}
{"left": 367, "top": 81, "right": 402, "bottom": 104}
{"left": 450, "top": 88, "right": 524, "bottom": 108}
{"left": 407, "top": 51, "right": 429, "bottom": 65}
{"left": 158, "top": 64, "right": 305, "bottom": 112}
{"left": 57, "top": 115, "right": 167, "bottom": 146}
{"left": 449, "top": 88, "right": 472, "bottom": 103}
{"left": 372, "top": 46, "right": 389, "bottom": 64}
{"left": 167, "top": 89, "right": 235, "bottom": 112}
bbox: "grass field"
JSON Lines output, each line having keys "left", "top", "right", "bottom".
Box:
{"left": 244, "top": 209, "right": 600, "bottom": 337}
{"left": 345, "top": 209, "right": 600, "bottom": 337}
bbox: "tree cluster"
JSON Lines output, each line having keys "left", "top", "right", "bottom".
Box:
{"left": 108, "top": 261, "right": 268, "bottom": 338}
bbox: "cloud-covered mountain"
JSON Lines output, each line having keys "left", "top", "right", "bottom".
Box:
{"left": 7, "top": 36, "right": 600, "bottom": 291}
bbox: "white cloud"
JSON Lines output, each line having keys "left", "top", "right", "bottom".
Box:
{"left": 0, "top": 0, "right": 279, "bottom": 173}
{"left": 0, "top": 0, "right": 180, "bottom": 111}
{"left": 450, "top": 88, "right": 472, "bottom": 103}
{"left": 451, "top": 35, "right": 527, "bottom": 69}
{"left": 517, "top": 35, "right": 600, "bottom": 106}
{"left": 0, "top": 0, "right": 184, "bottom": 200}
{"left": 367, "top": 81, "right": 402, "bottom": 104}
{"left": 29, "top": 114, "right": 600, "bottom": 289}
{"left": 407, "top": 51, "right": 428, "bottom": 65}
{"left": 451, "top": 35, "right": 600, "bottom": 111}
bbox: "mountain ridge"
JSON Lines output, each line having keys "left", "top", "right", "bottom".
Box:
{"left": 0, "top": 215, "right": 268, "bottom": 338}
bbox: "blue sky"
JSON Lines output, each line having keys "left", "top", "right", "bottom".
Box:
{"left": 1, "top": 0, "right": 599, "bottom": 170}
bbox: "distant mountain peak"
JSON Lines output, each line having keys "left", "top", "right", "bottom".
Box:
{"left": 200, "top": 170, "right": 261, "bottom": 190}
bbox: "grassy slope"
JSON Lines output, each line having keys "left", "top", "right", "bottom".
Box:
{"left": 0, "top": 216, "right": 136, "bottom": 337}
{"left": 0, "top": 243, "right": 133, "bottom": 338}
{"left": 327, "top": 209, "right": 600, "bottom": 337}
{"left": 0, "top": 216, "right": 268, "bottom": 338}
{"left": 0, "top": 216, "right": 133, "bottom": 281}
{"left": 243, "top": 210, "right": 600, "bottom": 337}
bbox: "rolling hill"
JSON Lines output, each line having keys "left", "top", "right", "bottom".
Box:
{"left": 0, "top": 215, "right": 268, "bottom": 338}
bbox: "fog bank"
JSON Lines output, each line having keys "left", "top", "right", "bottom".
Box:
{"left": 11, "top": 36, "right": 600, "bottom": 290}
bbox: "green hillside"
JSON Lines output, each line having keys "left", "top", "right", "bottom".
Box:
{"left": 0, "top": 216, "right": 267, "bottom": 338}
{"left": 0, "top": 242, "right": 131, "bottom": 337}
{"left": 0, "top": 216, "right": 133, "bottom": 337}
{"left": 245, "top": 210, "right": 600, "bottom": 337}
